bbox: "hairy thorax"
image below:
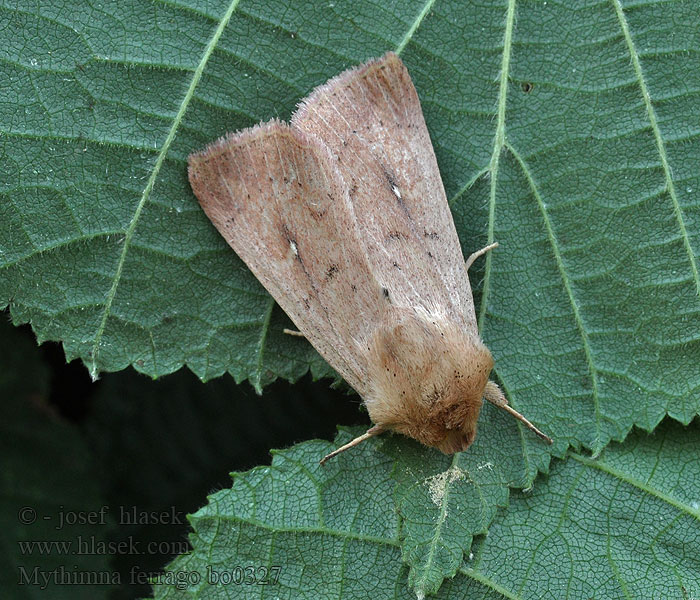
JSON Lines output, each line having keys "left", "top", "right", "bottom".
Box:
{"left": 363, "top": 307, "right": 494, "bottom": 453}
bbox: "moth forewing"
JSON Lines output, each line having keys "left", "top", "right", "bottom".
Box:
{"left": 292, "top": 53, "right": 478, "bottom": 336}
{"left": 188, "top": 121, "right": 384, "bottom": 399}
{"left": 188, "top": 52, "right": 552, "bottom": 465}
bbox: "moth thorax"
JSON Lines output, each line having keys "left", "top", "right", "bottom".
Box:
{"left": 364, "top": 309, "right": 494, "bottom": 454}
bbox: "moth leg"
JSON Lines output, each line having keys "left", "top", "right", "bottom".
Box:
{"left": 283, "top": 328, "right": 305, "bottom": 338}
{"left": 319, "top": 424, "right": 385, "bottom": 465}
{"left": 483, "top": 381, "right": 553, "bottom": 444}
{"left": 465, "top": 242, "right": 499, "bottom": 271}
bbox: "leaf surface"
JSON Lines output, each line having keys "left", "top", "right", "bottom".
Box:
{"left": 467, "top": 419, "right": 700, "bottom": 599}
{"left": 150, "top": 419, "right": 700, "bottom": 599}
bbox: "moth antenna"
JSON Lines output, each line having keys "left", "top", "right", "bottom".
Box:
{"left": 483, "top": 381, "right": 553, "bottom": 444}
{"left": 465, "top": 242, "right": 499, "bottom": 270}
{"left": 283, "top": 328, "right": 305, "bottom": 337}
{"left": 319, "top": 425, "right": 385, "bottom": 465}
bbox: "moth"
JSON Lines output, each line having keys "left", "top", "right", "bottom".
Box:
{"left": 188, "top": 52, "right": 551, "bottom": 464}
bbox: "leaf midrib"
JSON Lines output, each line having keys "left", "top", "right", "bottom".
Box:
{"left": 395, "top": 0, "right": 438, "bottom": 55}
{"left": 469, "top": 0, "right": 546, "bottom": 465}
{"left": 477, "top": 0, "right": 516, "bottom": 333}
{"left": 411, "top": 453, "right": 460, "bottom": 593}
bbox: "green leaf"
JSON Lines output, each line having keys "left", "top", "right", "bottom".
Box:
{"left": 3, "top": 0, "right": 697, "bottom": 440}
{"left": 150, "top": 419, "right": 700, "bottom": 599}
{"left": 84, "top": 362, "right": 357, "bottom": 598}
{"left": 388, "top": 402, "right": 542, "bottom": 595}
{"left": 149, "top": 429, "right": 403, "bottom": 600}
{"left": 467, "top": 418, "right": 700, "bottom": 599}
{"left": 0, "top": 321, "right": 114, "bottom": 598}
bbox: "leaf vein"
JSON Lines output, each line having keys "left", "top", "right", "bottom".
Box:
{"left": 478, "top": 0, "right": 516, "bottom": 331}
{"left": 606, "top": 482, "right": 634, "bottom": 599}
{"left": 571, "top": 453, "right": 700, "bottom": 520}
{"left": 611, "top": 0, "right": 700, "bottom": 296}
{"left": 86, "top": 0, "right": 242, "bottom": 379}
{"left": 507, "top": 142, "right": 604, "bottom": 453}
{"left": 207, "top": 513, "right": 398, "bottom": 547}
{"left": 460, "top": 566, "right": 521, "bottom": 600}
{"left": 252, "top": 297, "right": 275, "bottom": 393}
{"left": 395, "top": 0, "right": 438, "bottom": 55}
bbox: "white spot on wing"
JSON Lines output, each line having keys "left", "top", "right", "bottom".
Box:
{"left": 391, "top": 184, "right": 402, "bottom": 199}
{"left": 290, "top": 240, "right": 298, "bottom": 256}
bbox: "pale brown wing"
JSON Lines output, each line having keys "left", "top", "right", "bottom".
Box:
{"left": 188, "top": 120, "right": 385, "bottom": 397}
{"left": 292, "top": 52, "right": 478, "bottom": 336}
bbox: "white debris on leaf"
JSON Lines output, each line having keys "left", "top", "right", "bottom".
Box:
{"left": 425, "top": 465, "right": 467, "bottom": 508}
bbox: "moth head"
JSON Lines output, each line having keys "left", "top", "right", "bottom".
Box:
{"left": 364, "top": 308, "right": 493, "bottom": 454}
